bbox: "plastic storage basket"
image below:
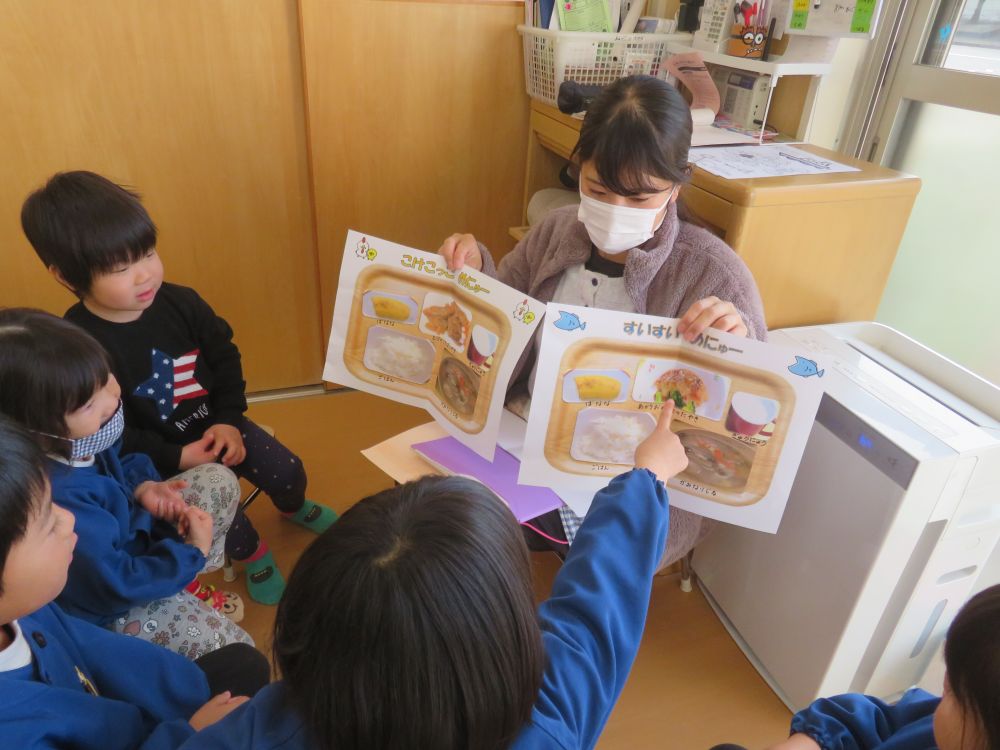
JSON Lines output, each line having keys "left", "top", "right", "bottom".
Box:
{"left": 517, "top": 25, "right": 674, "bottom": 106}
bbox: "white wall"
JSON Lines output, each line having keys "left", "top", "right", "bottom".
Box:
{"left": 808, "top": 38, "right": 871, "bottom": 151}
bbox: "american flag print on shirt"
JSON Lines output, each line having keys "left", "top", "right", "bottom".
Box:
{"left": 134, "top": 348, "right": 209, "bottom": 421}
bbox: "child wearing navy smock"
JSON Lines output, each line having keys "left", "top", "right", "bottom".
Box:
{"left": 0, "top": 309, "right": 252, "bottom": 658}
{"left": 178, "top": 402, "right": 689, "bottom": 749}
{"left": 0, "top": 417, "right": 270, "bottom": 749}
{"left": 712, "top": 583, "right": 999, "bottom": 750}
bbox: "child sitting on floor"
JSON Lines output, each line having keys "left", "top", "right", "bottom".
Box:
{"left": 0, "top": 416, "right": 271, "bottom": 749}
{"left": 0, "top": 309, "right": 252, "bottom": 657}
{"left": 179, "top": 403, "right": 689, "bottom": 749}
{"left": 22, "top": 170, "right": 339, "bottom": 605}
{"left": 711, "top": 582, "right": 1000, "bottom": 750}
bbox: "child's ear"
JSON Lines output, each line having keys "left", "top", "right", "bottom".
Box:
{"left": 48, "top": 266, "right": 79, "bottom": 296}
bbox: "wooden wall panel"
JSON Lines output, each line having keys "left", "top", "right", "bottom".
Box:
{"left": 0, "top": 0, "right": 323, "bottom": 391}
{"left": 299, "top": 0, "right": 530, "bottom": 336}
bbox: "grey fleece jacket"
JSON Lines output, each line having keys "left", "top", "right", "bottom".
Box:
{"left": 481, "top": 202, "right": 767, "bottom": 397}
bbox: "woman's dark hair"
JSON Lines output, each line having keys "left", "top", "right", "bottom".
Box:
{"left": 572, "top": 74, "right": 693, "bottom": 197}
{"left": 274, "top": 475, "right": 544, "bottom": 750}
{"left": 0, "top": 308, "right": 111, "bottom": 458}
{"left": 21, "top": 170, "right": 157, "bottom": 295}
{"left": 944, "top": 583, "right": 1000, "bottom": 750}
{"left": 0, "top": 417, "right": 50, "bottom": 595}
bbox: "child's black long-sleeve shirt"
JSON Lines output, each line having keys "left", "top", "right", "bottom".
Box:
{"left": 66, "top": 282, "right": 247, "bottom": 473}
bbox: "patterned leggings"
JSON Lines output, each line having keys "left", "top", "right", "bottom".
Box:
{"left": 110, "top": 464, "right": 253, "bottom": 658}
{"left": 224, "top": 418, "right": 309, "bottom": 560}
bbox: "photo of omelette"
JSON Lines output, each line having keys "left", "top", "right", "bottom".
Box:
{"left": 371, "top": 296, "right": 412, "bottom": 321}
{"left": 574, "top": 374, "right": 622, "bottom": 401}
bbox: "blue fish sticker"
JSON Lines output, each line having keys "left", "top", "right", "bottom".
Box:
{"left": 553, "top": 311, "right": 587, "bottom": 332}
{"left": 788, "top": 356, "right": 824, "bottom": 379}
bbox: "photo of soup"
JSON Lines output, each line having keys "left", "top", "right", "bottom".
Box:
{"left": 436, "top": 357, "right": 480, "bottom": 416}
{"left": 677, "top": 429, "right": 755, "bottom": 490}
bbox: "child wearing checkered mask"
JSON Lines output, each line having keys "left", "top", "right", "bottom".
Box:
{"left": 21, "top": 170, "right": 339, "bottom": 607}
{"left": 0, "top": 308, "right": 254, "bottom": 659}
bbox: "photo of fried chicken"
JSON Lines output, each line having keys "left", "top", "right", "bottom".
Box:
{"left": 422, "top": 300, "right": 471, "bottom": 348}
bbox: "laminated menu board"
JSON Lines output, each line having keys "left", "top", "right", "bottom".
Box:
{"left": 324, "top": 231, "right": 543, "bottom": 460}
{"left": 520, "top": 303, "right": 826, "bottom": 532}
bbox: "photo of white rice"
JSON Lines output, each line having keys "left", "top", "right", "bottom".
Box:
{"left": 570, "top": 408, "right": 657, "bottom": 465}
{"left": 362, "top": 326, "right": 435, "bottom": 384}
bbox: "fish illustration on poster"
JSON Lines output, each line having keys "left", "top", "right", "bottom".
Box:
{"left": 324, "top": 231, "right": 543, "bottom": 460}
{"left": 519, "top": 302, "right": 827, "bottom": 532}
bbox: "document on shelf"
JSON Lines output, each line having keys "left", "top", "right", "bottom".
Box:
{"left": 689, "top": 143, "right": 861, "bottom": 179}
{"left": 557, "top": 0, "right": 614, "bottom": 32}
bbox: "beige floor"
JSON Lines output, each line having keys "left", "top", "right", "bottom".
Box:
{"left": 202, "top": 390, "right": 792, "bottom": 749}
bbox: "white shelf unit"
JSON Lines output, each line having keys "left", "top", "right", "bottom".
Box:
{"left": 663, "top": 33, "right": 834, "bottom": 141}
{"left": 516, "top": 26, "right": 834, "bottom": 142}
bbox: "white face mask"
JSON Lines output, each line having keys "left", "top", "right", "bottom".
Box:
{"left": 577, "top": 185, "right": 676, "bottom": 254}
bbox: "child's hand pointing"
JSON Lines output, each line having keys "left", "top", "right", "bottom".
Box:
{"left": 634, "top": 401, "right": 688, "bottom": 481}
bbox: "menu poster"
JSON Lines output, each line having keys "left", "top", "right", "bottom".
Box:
{"left": 324, "top": 231, "right": 543, "bottom": 459}
{"left": 520, "top": 303, "right": 826, "bottom": 532}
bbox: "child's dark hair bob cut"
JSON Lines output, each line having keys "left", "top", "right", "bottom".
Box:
{"left": 944, "top": 583, "right": 1000, "bottom": 750}
{"left": 0, "top": 308, "right": 112, "bottom": 458}
{"left": 274, "top": 475, "right": 545, "bottom": 750}
{"left": 0, "top": 416, "right": 50, "bottom": 594}
{"left": 572, "top": 74, "right": 693, "bottom": 197}
{"left": 21, "top": 170, "right": 157, "bottom": 295}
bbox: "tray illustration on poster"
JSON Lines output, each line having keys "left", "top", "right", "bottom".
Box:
{"left": 325, "top": 231, "right": 543, "bottom": 459}
{"left": 520, "top": 303, "right": 826, "bottom": 532}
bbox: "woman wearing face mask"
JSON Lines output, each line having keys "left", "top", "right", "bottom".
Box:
{"left": 0, "top": 308, "right": 254, "bottom": 658}
{"left": 438, "top": 74, "right": 765, "bottom": 561}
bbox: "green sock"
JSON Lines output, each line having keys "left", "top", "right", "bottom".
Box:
{"left": 286, "top": 499, "right": 338, "bottom": 535}
{"left": 244, "top": 549, "right": 285, "bottom": 606}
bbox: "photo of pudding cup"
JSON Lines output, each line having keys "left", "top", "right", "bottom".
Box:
{"left": 725, "top": 393, "right": 780, "bottom": 437}
{"left": 467, "top": 325, "right": 498, "bottom": 367}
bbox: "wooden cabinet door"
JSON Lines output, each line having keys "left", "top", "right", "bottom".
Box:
{"left": 0, "top": 0, "right": 323, "bottom": 391}
{"left": 299, "top": 0, "right": 530, "bottom": 342}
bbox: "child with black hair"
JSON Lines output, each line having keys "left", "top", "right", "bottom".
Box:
{"left": 438, "top": 74, "right": 766, "bottom": 564}
{"left": 0, "top": 416, "right": 271, "bottom": 749}
{"left": 0, "top": 308, "right": 252, "bottom": 658}
{"left": 22, "top": 170, "right": 338, "bottom": 605}
{"left": 178, "top": 403, "right": 688, "bottom": 750}
{"left": 710, "top": 582, "right": 1000, "bottom": 750}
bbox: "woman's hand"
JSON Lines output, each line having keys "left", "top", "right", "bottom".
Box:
{"left": 634, "top": 402, "right": 688, "bottom": 481}
{"left": 678, "top": 296, "right": 748, "bottom": 342}
{"left": 438, "top": 233, "right": 483, "bottom": 271}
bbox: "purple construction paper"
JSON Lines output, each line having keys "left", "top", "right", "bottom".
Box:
{"left": 412, "top": 436, "right": 564, "bottom": 522}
